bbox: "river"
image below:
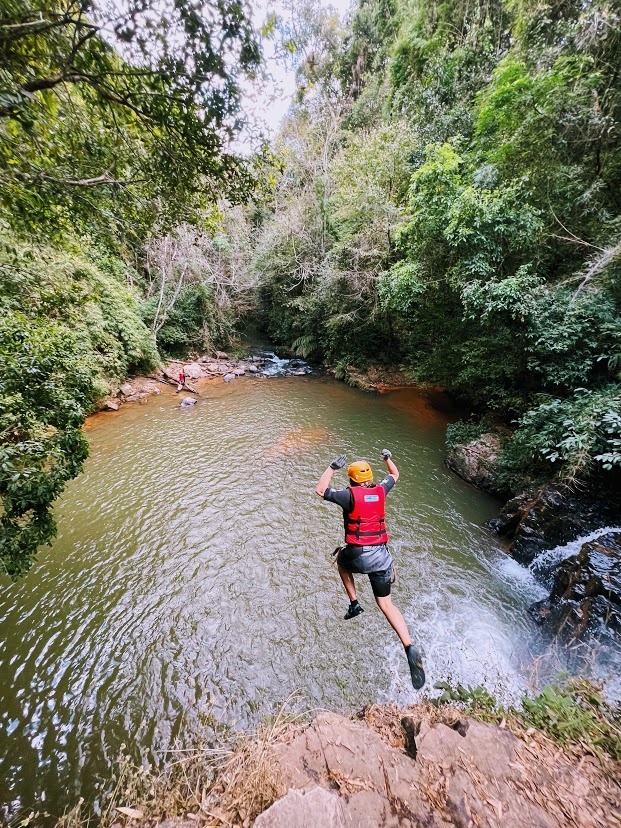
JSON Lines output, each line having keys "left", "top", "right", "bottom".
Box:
{"left": 0, "top": 371, "right": 596, "bottom": 816}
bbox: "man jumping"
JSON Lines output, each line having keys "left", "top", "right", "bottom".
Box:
{"left": 315, "top": 449, "right": 425, "bottom": 689}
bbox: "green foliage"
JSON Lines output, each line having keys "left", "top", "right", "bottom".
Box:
{"left": 142, "top": 283, "right": 230, "bottom": 357}
{"left": 291, "top": 334, "right": 317, "bottom": 359}
{"left": 0, "top": 232, "right": 158, "bottom": 380}
{"left": 445, "top": 420, "right": 487, "bottom": 450}
{"left": 0, "top": 0, "right": 259, "bottom": 573}
{"left": 520, "top": 679, "right": 621, "bottom": 761}
{"left": 233, "top": 0, "right": 621, "bottom": 488}
{"left": 433, "top": 678, "right": 621, "bottom": 761}
{"left": 0, "top": 233, "right": 159, "bottom": 575}
{"left": 0, "top": 0, "right": 259, "bottom": 238}
{"left": 0, "top": 311, "right": 93, "bottom": 577}
{"left": 503, "top": 386, "right": 621, "bottom": 481}
{"left": 432, "top": 681, "right": 499, "bottom": 714}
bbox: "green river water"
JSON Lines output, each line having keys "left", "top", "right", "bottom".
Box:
{"left": 0, "top": 371, "right": 583, "bottom": 816}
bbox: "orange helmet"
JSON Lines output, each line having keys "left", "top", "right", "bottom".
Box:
{"left": 347, "top": 460, "right": 373, "bottom": 483}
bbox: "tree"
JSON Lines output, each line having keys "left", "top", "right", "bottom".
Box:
{"left": 143, "top": 211, "right": 258, "bottom": 354}
{"left": 0, "top": 0, "right": 261, "bottom": 574}
{"left": 0, "top": 0, "right": 260, "bottom": 235}
{"left": 0, "top": 311, "right": 94, "bottom": 577}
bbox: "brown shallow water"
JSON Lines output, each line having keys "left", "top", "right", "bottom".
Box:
{"left": 0, "top": 375, "right": 599, "bottom": 816}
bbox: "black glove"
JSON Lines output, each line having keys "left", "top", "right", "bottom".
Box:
{"left": 330, "top": 454, "right": 347, "bottom": 470}
{"left": 381, "top": 449, "right": 392, "bottom": 460}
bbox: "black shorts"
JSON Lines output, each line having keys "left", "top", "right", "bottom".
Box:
{"left": 336, "top": 543, "right": 394, "bottom": 598}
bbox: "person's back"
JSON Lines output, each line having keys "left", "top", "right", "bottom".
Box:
{"left": 315, "top": 450, "right": 425, "bottom": 689}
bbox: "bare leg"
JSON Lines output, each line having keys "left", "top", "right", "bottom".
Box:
{"left": 375, "top": 595, "right": 412, "bottom": 647}
{"left": 338, "top": 565, "right": 357, "bottom": 602}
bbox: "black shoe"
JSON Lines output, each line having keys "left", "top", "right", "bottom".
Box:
{"left": 405, "top": 644, "right": 425, "bottom": 689}
{"left": 344, "top": 601, "right": 364, "bottom": 620}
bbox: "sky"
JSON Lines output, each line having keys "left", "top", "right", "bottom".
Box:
{"left": 240, "top": 0, "right": 353, "bottom": 145}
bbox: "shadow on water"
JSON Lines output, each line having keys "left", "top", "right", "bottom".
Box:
{"left": 0, "top": 373, "right": 617, "bottom": 815}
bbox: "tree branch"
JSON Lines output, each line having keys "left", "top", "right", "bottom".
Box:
{"left": 38, "top": 172, "right": 136, "bottom": 187}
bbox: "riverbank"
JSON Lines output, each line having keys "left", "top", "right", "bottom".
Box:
{"left": 96, "top": 351, "right": 312, "bottom": 412}
{"left": 66, "top": 682, "right": 620, "bottom": 828}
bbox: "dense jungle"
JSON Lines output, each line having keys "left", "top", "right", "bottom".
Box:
{"left": 2, "top": 2, "right": 621, "bottom": 826}
{"left": 1, "top": 0, "right": 620, "bottom": 578}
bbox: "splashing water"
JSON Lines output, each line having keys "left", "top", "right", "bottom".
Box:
{"left": 529, "top": 526, "right": 621, "bottom": 587}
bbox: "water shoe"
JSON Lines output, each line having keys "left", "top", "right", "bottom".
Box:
{"left": 405, "top": 644, "right": 425, "bottom": 689}
{"left": 344, "top": 600, "right": 364, "bottom": 620}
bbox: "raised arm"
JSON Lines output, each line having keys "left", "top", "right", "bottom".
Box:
{"left": 315, "top": 454, "right": 346, "bottom": 496}
{"left": 382, "top": 449, "right": 399, "bottom": 482}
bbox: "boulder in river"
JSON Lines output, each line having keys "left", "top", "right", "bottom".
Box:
{"left": 445, "top": 432, "right": 504, "bottom": 494}
{"left": 183, "top": 362, "right": 204, "bottom": 380}
{"left": 104, "top": 399, "right": 119, "bottom": 411}
{"left": 119, "top": 382, "right": 134, "bottom": 396}
{"left": 223, "top": 373, "right": 236, "bottom": 382}
{"left": 529, "top": 532, "right": 621, "bottom": 642}
{"left": 180, "top": 397, "right": 197, "bottom": 408}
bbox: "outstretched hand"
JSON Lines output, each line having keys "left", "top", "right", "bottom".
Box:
{"left": 381, "top": 448, "right": 392, "bottom": 460}
{"left": 330, "top": 454, "right": 347, "bottom": 470}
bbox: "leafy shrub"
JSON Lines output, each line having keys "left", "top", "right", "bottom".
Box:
{"left": 502, "top": 386, "right": 621, "bottom": 482}
{"left": 434, "top": 678, "right": 621, "bottom": 761}
{"left": 142, "top": 283, "right": 226, "bottom": 356}
{"left": 521, "top": 680, "right": 621, "bottom": 761}
{"left": 0, "top": 233, "right": 158, "bottom": 382}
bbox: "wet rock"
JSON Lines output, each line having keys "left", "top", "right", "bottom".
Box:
{"left": 104, "top": 399, "right": 120, "bottom": 411}
{"left": 223, "top": 373, "right": 236, "bottom": 382}
{"left": 247, "top": 364, "right": 259, "bottom": 373}
{"left": 445, "top": 432, "right": 504, "bottom": 494}
{"left": 233, "top": 367, "right": 245, "bottom": 376}
{"left": 254, "top": 787, "right": 346, "bottom": 828}
{"left": 529, "top": 532, "right": 621, "bottom": 641}
{"left": 119, "top": 383, "right": 134, "bottom": 396}
{"left": 490, "top": 485, "right": 612, "bottom": 566}
{"left": 180, "top": 397, "right": 197, "bottom": 408}
{"left": 205, "top": 363, "right": 224, "bottom": 374}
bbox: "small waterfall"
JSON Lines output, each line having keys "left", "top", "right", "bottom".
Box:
{"left": 255, "top": 351, "right": 312, "bottom": 377}
{"left": 529, "top": 526, "right": 621, "bottom": 587}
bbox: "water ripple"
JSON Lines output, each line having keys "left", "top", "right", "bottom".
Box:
{"left": 1, "top": 378, "right": 617, "bottom": 815}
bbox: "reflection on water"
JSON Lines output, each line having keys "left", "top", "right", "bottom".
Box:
{"left": 0, "top": 376, "right": 614, "bottom": 814}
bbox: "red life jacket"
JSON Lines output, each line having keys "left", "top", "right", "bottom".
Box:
{"left": 345, "top": 485, "right": 389, "bottom": 546}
